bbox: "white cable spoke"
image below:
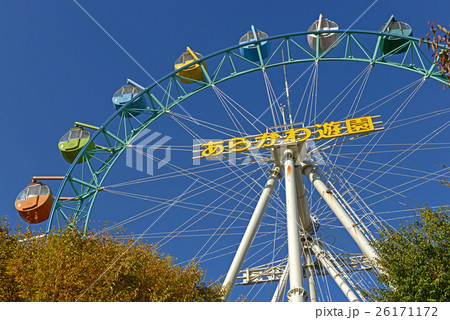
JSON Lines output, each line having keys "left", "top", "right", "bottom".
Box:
{"left": 169, "top": 110, "right": 242, "bottom": 137}
{"left": 293, "top": 62, "right": 317, "bottom": 123}
{"left": 101, "top": 165, "right": 269, "bottom": 232}
{"left": 212, "top": 85, "right": 267, "bottom": 132}
{"left": 354, "top": 120, "right": 449, "bottom": 194}
{"left": 106, "top": 161, "right": 241, "bottom": 188}
{"left": 335, "top": 154, "right": 449, "bottom": 182}
{"left": 169, "top": 172, "right": 267, "bottom": 258}
{"left": 212, "top": 85, "right": 247, "bottom": 134}
{"left": 305, "top": 62, "right": 319, "bottom": 125}
{"left": 314, "top": 64, "right": 373, "bottom": 122}
{"left": 338, "top": 78, "right": 426, "bottom": 180}
{"left": 331, "top": 64, "right": 374, "bottom": 167}
{"left": 353, "top": 77, "right": 424, "bottom": 117}
{"left": 328, "top": 145, "right": 450, "bottom": 156}
{"left": 333, "top": 164, "right": 443, "bottom": 208}
{"left": 262, "top": 69, "right": 284, "bottom": 127}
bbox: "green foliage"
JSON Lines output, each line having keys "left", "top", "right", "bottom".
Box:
{"left": 0, "top": 217, "right": 224, "bottom": 302}
{"left": 365, "top": 207, "right": 450, "bottom": 302}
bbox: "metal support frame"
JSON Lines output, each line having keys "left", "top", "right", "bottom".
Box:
{"left": 237, "top": 260, "right": 286, "bottom": 285}
{"left": 295, "top": 166, "right": 313, "bottom": 233}
{"left": 284, "top": 149, "right": 306, "bottom": 302}
{"left": 310, "top": 241, "right": 359, "bottom": 302}
{"left": 222, "top": 166, "right": 281, "bottom": 301}
{"left": 303, "top": 164, "right": 380, "bottom": 270}
{"left": 304, "top": 246, "right": 318, "bottom": 302}
{"left": 271, "top": 262, "right": 289, "bottom": 302}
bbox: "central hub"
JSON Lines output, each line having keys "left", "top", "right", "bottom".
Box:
{"left": 270, "top": 142, "right": 308, "bottom": 167}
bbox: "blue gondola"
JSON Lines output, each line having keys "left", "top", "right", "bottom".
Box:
{"left": 112, "top": 81, "right": 147, "bottom": 116}
{"left": 239, "top": 26, "right": 270, "bottom": 62}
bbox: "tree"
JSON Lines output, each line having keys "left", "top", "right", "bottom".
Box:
{"left": 364, "top": 207, "right": 450, "bottom": 302}
{"left": 0, "top": 217, "right": 224, "bottom": 302}
{"left": 420, "top": 22, "right": 450, "bottom": 86}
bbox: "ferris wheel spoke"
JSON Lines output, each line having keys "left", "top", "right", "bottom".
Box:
{"left": 105, "top": 160, "right": 243, "bottom": 188}
{"left": 315, "top": 64, "right": 373, "bottom": 122}
{"left": 262, "top": 68, "right": 284, "bottom": 127}
{"left": 328, "top": 144, "right": 450, "bottom": 157}
{"left": 322, "top": 240, "right": 378, "bottom": 299}
{"left": 308, "top": 240, "right": 360, "bottom": 301}
{"left": 324, "top": 76, "right": 424, "bottom": 178}
{"left": 353, "top": 78, "right": 425, "bottom": 118}
{"left": 196, "top": 167, "right": 281, "bottom": 264}
{"left": 212, "top": 85, "right": 269, "bottom": 129}
{"left": 337, "top": 159, "right": 448, "bottom": 184}
{"left": 168, "top": 110, "right": 243, "bottom": 137}
{"left": 165, "top": 104, "right": 277, "bottom": 190}
{"left": 159, "top": 170, "right": 278, "bottom": 245}
{"left": 99, "top": 166, "right": 266, "bottom": 232}
{"left": 386, "top": 107, "right": 450, "bottom": 130}
{"left": 329, "top": 65, "right": 374, "bottom": 167}
{"left": 347, "top": 64, "right": 374, "bottom": 118}
{"left": 306, "top": 62, "right": 319, "bottom": 126}
{"left": 212, "top": 85, "right": 249, "bottom": 134}
{"left": 324, "top": 164, "right": 445, "bottom": 224}
{"left": 291, "top": 62, "right": 316, "bottom": 123}
{"left": 341, "top": 78, "right": 426, "bottom": 182}
{"left": 175, "top": 175, "right": 266, "bottom": 262}
{"left": 351, "top": 120, "right": 450, "bottom": 194}
{"left": 363, "top": 167, "right": 450, "bottom": 208}
{"left": 129, "top": 147, "right": 272, "bottom": 204}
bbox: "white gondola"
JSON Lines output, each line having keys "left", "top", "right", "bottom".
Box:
{"left": 307, "top": 14, "right": 339, "bottom": 52}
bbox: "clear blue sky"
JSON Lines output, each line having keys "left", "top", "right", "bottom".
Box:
{"left": 0, "top": 0, "right": 449, "bottom": 302}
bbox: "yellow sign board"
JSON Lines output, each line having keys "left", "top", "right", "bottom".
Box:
{"left": 200, "top": 116, "right": 378, "bottom": 158}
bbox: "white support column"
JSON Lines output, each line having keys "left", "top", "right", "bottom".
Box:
{"left": 222, "top": 167, "right": 281, "bottom": 301}
{"left": 310, "top": 241, "right": 360, "bottom": 302}
{"left": 303, "top": 164, "right": 380, "bottom": 269}
{"left": 284, "top": 150, "right": 306, "bottom": 302}
{"left": 271, "top": 262, "right": 289, "bottom": 302}
{"left": 304, "top": 249, "right": 318, "bottom": 302}
{"left": 295, "top": 167, "right": 313, "bottom": 233}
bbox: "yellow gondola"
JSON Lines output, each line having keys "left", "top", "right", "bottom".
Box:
{"left": 174, "top": 47, "right": 207, "bottom": 84}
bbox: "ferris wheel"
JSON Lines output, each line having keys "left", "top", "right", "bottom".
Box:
{"left": 15, "top": 15, "right": 449, "bottom": 302}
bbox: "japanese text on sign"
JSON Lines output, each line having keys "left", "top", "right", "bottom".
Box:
{"left": 200, "top": 116, "right": 377, "bottom": 158}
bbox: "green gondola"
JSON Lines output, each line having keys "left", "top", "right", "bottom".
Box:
{"left": 380, "top": 18, "right": 413, "bottom": 55}
{"left": 58, "top": 127, "right": 95, "bottom": 164}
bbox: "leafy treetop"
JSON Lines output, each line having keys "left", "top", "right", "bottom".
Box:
{"left": 364, "top": 206, "right": 450, "bottom": 302}
{"left": 0, "top": 217, "right": 224, "bottom": 302}
{"left": 420, "top": 22, "right": 450, "bottom": 86}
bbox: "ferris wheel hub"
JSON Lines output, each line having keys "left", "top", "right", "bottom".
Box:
{"left": 270, "top": 142, "right": 308, "bottom": 167}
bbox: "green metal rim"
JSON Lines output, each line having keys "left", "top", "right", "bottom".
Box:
{"left": 46, "top": 29, "right": 448, "bottom": 233}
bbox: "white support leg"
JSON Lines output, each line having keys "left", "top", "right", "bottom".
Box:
{"left": 222, "top": 166, "right": 281, "bottom": 301}
{"left": 295, "top": 167, "right": 314, "bottom": 234}
{"left": 271, "top": 262, "right": 289, "bottom": 302}
{"left": 310, "top": 241, "right": 360, "bottom": 302}
{"left": 303, "top": 164, "right": 380, "bottom": 270}
{"left": 284, "top": 150, "right": 306, "bottom": 302}
{"left": 304, "top": 249, "right": 318, "bottom": 302}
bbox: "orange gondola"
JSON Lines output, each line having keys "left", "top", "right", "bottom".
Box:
{"left": 15, "top": 182, "right": 54, "bottom": 224}
{"left": 15, "top": 176, "right": 73, "bottom": 224}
